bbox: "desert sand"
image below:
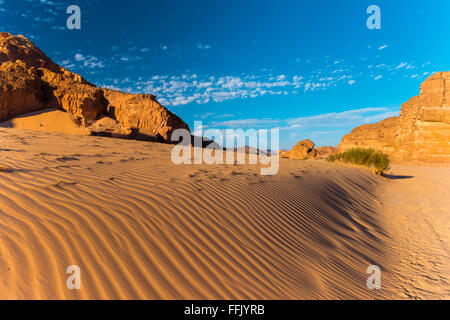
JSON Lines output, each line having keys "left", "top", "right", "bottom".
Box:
{"left": 0, "top": 109, "right": 90, "bottom": 135}
{"left": 0, "top": 126, "right": 449, "bottom": 299}
{"left": 378, "top": 165, "right": 450, "bottom": 299}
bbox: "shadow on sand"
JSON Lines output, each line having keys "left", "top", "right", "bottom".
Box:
{"left": 381, "top": 173, "right": 414, "bottom": 180}
{"left": 0, "top": 109, "right": 59, "bottom": 128}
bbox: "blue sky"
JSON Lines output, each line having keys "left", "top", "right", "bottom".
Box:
{"left": 2, "top": 0, "right": 450, "bottom": 148}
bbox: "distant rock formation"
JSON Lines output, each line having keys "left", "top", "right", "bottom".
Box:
{"left": 280, "top": 139, "right": 316, "bottom": 159}
{"left": 316, "top": 146, "right": 339, "bottom": 158}
{"left": 280, "top": 139, "right": 337, "bottom": 160}
{"left": 0, "top": 32, "right": 189, "bottom": 141}
{"left": 339, "top": 72, "right": 450, "bottom": 162}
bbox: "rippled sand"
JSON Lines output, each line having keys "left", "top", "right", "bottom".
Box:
{"left": 0, "top": 127, "right": 448, "bottom": 299}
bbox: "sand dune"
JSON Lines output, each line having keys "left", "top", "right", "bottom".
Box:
{"left": 0, "top": 109, "right": 90, "bottom": 136}
{"left": 0, "top": 127, "right": 448, "bottom": 299}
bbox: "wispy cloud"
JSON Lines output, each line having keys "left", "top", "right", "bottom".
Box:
{"left": 46, "top": 37, "right": 433, "bottom": 108}
{"left": 201, "top": 107, "right": 399, "bottom": 131}
{"left": 197, "top": 43, "right": 212, "bottom": 50}
{"left": 194, "top": 106, "right": 400, "bottom": 148}
{"left": 286, "top": 107, "right": 397, "bottom": 128}
{"left": 208, "top": 118, "right": 280, "bottom": 128}
{"left": 71, "top": 53, "right": 105, "bottom": 69}
{"left": 396, "top": 62, "right": 408, "bottom": 69}
{"left": 135, "top": 73, "right": 309, "bottom": 106}
{"left": 101, "top": 67, "right": 359, "bottom": 107}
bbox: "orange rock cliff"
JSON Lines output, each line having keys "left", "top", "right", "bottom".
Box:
{"left": 0, "top": 32, "right": 189, "bottom": 142}
{"left": 339, "top": 72, "right": 450, "bottom": 163}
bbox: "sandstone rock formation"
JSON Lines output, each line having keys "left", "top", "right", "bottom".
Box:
{"left": 339, "top": 72, "right": 450, "bottom": 162}
{"left": 103, "top": 89, "right": 189, "bottom": 141}
{"left": 53, "top": 86, "right": 106, "bottom": 125}
{"left": 280, "top": 139, "right": 317, "bottom": 160}
{"left": 280, "top": 140, "right": 338, "bottom": 160}
{"left": 0, "top": 32, "right": 189, "bottom": 141}
{"left": 316, "top": 146, "right": 339, "bottom": 159}
{"left": 0, "top": 60, "right": 48, "bottom": 121}
{"left": 0, "top": 32, "right": 70, "bottom": 74}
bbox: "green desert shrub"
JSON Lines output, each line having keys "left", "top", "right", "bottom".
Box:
{"left": 327, "top": 148, "right": 390, "bottom": 174}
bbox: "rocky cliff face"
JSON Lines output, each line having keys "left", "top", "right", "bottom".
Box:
{"left": 339, "top": 72, "right": 450, "bottom": 162}
{"left": 0, "top": 60, "right": 48, "bottom": 121}
{"left": 0, "top": 32, "right": 189, "bottom": 141}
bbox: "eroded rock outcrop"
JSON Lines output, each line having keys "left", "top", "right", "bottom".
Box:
{"left": 0, "top": 32, "right": 67, "bottom": 74}
{"left": 280, "top": 140, "right": 338, "bottom": 160}
{"left": 339, "top": 72, "right": 450, "bottom": 162}
{"left": 0, "top": 60, "right": 48, "bottom": 121}
{"left": 280, "top": 139, "right": 317, "bottom": 160}
{"left": 316, "top": 146, "right": 339, "bottom": 159}
{"left": 51, "top": 86, "right": 106, "bottom": 125}
{"left": 103, "top": 89, "right": 189, "bottom": 141}
{"left": 338, "top": 117, "right": 400, "bottom": 156}
{"left": 0, "top": 32, "right": 189, "bottom": 141}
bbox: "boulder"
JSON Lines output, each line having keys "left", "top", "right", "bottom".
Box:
{"left": 280, "top": 139, "right": 317, "bottom": 160}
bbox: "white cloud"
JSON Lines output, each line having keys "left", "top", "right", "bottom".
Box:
{"left": 197, "top": 44, "right": 212, "bottom": 50}
{"left": 133, "top": 72, "right": 318, "bottom": 106}
{"left": 72, "top": 53, "right": 104, "bottom": 68}
{"left": 287, "top": 107, "right": 395, "bottom": 128}
{"left": 74, "top": 53, "right": 84, "bottom": 61}
{"left": 199, "top": 108, "right": 399, "bottom": 141}
{"left": 209, "top": 118, "right": 279, "bottom": 128}
{"left": 97, "top": 46, "right": 432, "bottom": 107}
{"left": 395, "top": 62, "right": 408, "bottom": 69}
{"left": 378, "top": 45, "right": 388, "bottom": 50}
